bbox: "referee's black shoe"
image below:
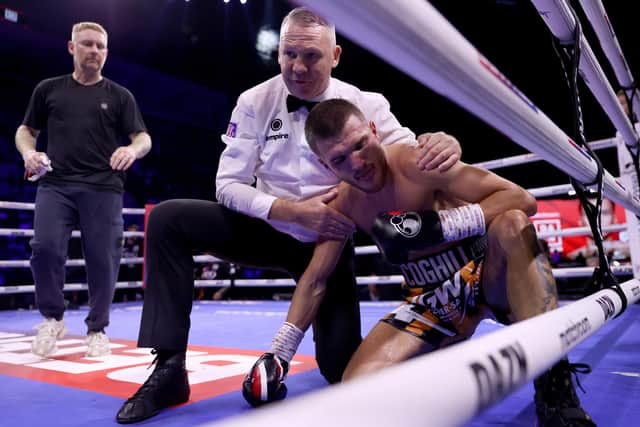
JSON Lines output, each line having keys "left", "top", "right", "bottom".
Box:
{"left": 534, "top": 358, "right": 597, "bottom": 426}
{"left": 116, "top": 350, "right": 190, "bottom": 424}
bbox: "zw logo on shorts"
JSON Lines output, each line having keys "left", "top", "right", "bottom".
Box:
{"left": 596, "top": 295, "right": 616, "bottom": 321}
{"left": 558, "top": 317, "right": 591, "bottom": 350}
{"left": 632, "top": 286, "right": 640, "bottom": 297}
{"left": 470, "top": 342, "right": 528, "bottom": 411}
{"left": 400, "top": 247, "right": 470, "bottom": 286}
{"left": 416, "top": 274, "right": 477, "bottom": 322}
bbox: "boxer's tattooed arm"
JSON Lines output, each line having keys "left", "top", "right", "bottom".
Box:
{"left": 528, "top": 224, "right": 558, "bottom": 313}
{"left": 535, "top": 253, "right": 558, "bottom": 312}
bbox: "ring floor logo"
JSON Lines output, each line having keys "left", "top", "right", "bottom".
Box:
{"left": 0, "top": 331, "right": 317, "bottom": 403}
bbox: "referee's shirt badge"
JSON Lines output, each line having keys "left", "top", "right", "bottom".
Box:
{"left": 226, "top": 122, "right": 237, "bottom": 137}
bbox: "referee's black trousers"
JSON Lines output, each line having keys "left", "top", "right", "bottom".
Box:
{"left": 138, "top": 199, "right": 362, "bottom": 384}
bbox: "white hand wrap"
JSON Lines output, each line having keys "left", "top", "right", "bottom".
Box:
{"left": 269, "top": 322, "right": 304, "bottom": 363}
{"left": 437, "top": 204, "right": 486, "bottom": 242}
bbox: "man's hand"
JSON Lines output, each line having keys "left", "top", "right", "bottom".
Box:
{"left": 294, "top": 189, "right": 355, "bottom": 239}
{"left": 415, "top": 131, "right": 461, "bottom": 172}
{"left": 23, "top": 150, "right": 52, "bottom": 181}
{"left": 270, "top": 189, "right": 355, "bottom": 239}
{"left": 242, "top": 353, "right": 289, "bottom": 407}
{"left": 110, "top": 146, "right": 137, "bottom": 171}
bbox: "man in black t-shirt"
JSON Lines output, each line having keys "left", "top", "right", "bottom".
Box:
{"left": 15, "top": 21, "right": 151, "bottom": 358}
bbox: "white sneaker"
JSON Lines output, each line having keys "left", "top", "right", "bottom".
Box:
{"left": 85, "top": 331, "right": 111, "bottom": 357}
{"left": 31, "top": 318, "right": 66, "bottom": 358}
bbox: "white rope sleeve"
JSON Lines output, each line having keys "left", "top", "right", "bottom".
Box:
{"left": 208, "top": 278, "right": 640, "bottom": 427}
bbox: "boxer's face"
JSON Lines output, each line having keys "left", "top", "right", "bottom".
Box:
{"left": 315, "top": 114, "right": 387, "bottom": 192}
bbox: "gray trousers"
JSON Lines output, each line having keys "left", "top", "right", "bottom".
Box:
{"left": 30, "top": 184, "right": 123, "bottom": 332}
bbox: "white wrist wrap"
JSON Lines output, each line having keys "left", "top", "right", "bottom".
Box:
{"left": 269, "top": 322, "right": 304, "bottom": 363}
{"left": 437, "top": 204, "right": 486, "bottom": 242}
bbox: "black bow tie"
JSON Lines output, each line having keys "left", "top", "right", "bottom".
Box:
{"left": 286, "top": 95, "right": 318, "bottom": 113}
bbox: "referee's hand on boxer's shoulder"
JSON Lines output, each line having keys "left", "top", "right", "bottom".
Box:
{"left": 416, "top": 131, "right": 461, "bottom": 172}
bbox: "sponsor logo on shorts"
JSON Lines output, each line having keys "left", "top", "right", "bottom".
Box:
{"left": 416, "top": 274, "right": 478, "bottom": 322}
{"left": 0, "top": 331, "right": 317, "bottom": 402}
{"left": 400, "top": 247, "right": 470, "bottom": 286}
{"left": 470, "top": 341, "right": 528, "bottom": 411}
{"left": 559, "top": 317, "right": 591, "bottom": 349}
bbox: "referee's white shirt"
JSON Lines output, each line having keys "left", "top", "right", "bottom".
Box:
{"left": 216, "top": 75, "right": 415, "bottom": 242}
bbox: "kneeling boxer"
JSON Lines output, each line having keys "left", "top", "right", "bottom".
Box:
{"left": 242, "top": 99, "right": 596, "bottom": 427}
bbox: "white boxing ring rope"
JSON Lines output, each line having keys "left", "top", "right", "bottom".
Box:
{"left": 354, "top": 222, "right": 628, "bottom": 254}
{"left": 0, "top": 1, "right": 637, "bottom": 424}
{"left": 294, "top": 0, "right": 640, "bottom": 216}
{"left": 0, "top": 133, "right": 636, "bottom": 293}
{"left": 0, "top": 229, "right": 145, "bottom": 238}
{"left": 577, "top": 0, "right": 640, "bottom": 119}
{"left": 199, "top": 0, "right": 640, "bottom": 426}
{"left": 0, "top": 205, "right": 634, "bottom": 292}
{"left": 0, "top": 200, "right": 146, "bottom": 215}
{"left": 530, "top": 0, "right": 639, "bottom": 152}
{"left": 1, "top": 265, "right": 635, "bottom": 296}
{"left": 472, "top": 136, "right": 616, "bottom": 170}
{"left": 0, "top": 133, "right": 629, "bottom": 249}
{"left": 209, "top": 278, "right": 640, "bottom": 427}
